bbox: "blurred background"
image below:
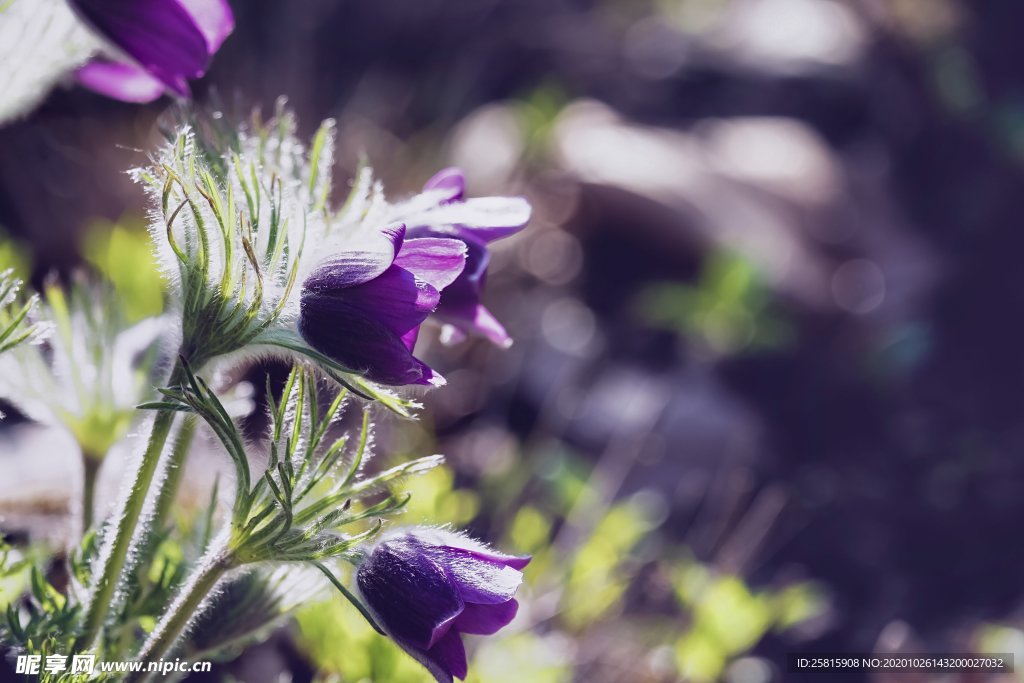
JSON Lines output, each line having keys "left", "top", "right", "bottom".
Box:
{"left": 5, "top": 0, "right": 1024, "bottom": 681}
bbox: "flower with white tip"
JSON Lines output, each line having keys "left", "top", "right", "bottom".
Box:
{"left": 0, "top": 279, "right": 165, "bottom": 459}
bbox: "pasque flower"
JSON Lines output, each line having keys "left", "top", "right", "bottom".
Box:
{"left": 299, "top": 225, "right": 467, "bottom": 387}
{"left": 297, "top": 167, "right": 530, "bottom": 386}
{"left": 397, "top": 168, "right": 531, "bottom": 347}
{"left": 71, "top": 0, "right": 234, "bottom": 102}
{"left": 135, "top": 108, "right": 530, "bottom": 411}
{"left": 356, "top": 528, "right": 530, "bottom": 683}
{"left": 0, "top": 280, "right": 164, "bottom": 456}
{"left": 0, "top": 278, "right": 165, "bottom": 530}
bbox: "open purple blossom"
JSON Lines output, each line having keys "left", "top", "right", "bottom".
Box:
{"left": 71, "top": 0, "right": 234, "bottom": 102}
{"left": 399, "top": 168, "right": 531, "bottom": 347}
{"left": 356, "top": 528, "right": 530, "bottom": 683}
{"left": 299, "top": 224, "right": 467, "bottom": 387}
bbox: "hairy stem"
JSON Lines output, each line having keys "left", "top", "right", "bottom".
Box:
{"left": 80, "top": 453, "right": 103, "bottom": 536}
{"left": 77, "top": 363, "right": 186, "bottom": 651}
{"left": 151, "top": 414, "right": 198, "bottom": 534}
{"left": 129, "top": 545, "right": 235, "bottom": 683}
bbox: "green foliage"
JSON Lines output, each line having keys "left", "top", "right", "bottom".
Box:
{"left": 560, "top": 499, "right": 659, "bottom": 629}
{"left": 0, "top": 538, "right": 34, "bottom": 610}
{"left": 83, "top": 221, "right": 165, "bottom": 323}
{"left": 151, "top": 364, "right": 438, "bottom": 566}
{"left": 3, "top": 550, "right": 83, "bottom": 658}
{"left": 140, "top": 125, "right": 307, "bottom": 365}
{"left": 507, "top": 506, "right": 552, "bottom": 557}
{"left": 297, "top": 434, "right": 833, "bottom": 683}
{"left": 401, "top": 466, "right": 480, "bottom": 528}
{"left": 673, "top": 556, "right": 828, "bottom": 682}
{"left": 976, "top": 623, "right": 1024, "bottom": 681}
{"left": 111, "top": 532, "right": 189, "bottom": 646}
{"left": 123, "top": 361, "right": 450, "bottom": 670}
{"left": 0, "top": 236, "right": 31, "bottom": 280}
{"left": 466, "top": 632, "right": 571, "bottom": 683}
{"left": 518, "top": 82, "right": 570, "bottom": 162}
{"left": 637, "top": 250, "right": 791, "bottom": 355}
{"left": 0, "top": 269, "right": 45, "bottom": 355}
{"left": 298, "top": 592, "right": 435, "bottom": 683}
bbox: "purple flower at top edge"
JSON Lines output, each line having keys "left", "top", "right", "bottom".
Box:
{"left": 403, "top": 168, "right": 531, "bottom": 348}
{"left": 70, "top": 0, "right": 234, "bottom": 103}
{"left": 298, "top": 224, "right": 467, "bottom": 387}
{"left": 356, "top": 528, "right": 530, "bottom": 683}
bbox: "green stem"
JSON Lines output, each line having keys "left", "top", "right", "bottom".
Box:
{"left": 151, "top": 415, "right": 198, "bottom": 534}
{"left": 128, "top": 547, "right": 234, "bottom": 683}
{"left": 313, "top": 561, "right": 384, "bottom": 634}
{"left": 80, "top": 453, "right": 102, "bottom": 536}
{"left": 77, "top": 363, "right": 185, "bottom": 652}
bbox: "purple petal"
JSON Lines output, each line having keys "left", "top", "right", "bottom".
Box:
{"left": 439, "top": 305, "right": 511, "bottom": 348}
{"left": 423, "top": 167, "right": 466, "bottom": 203}
{"left": 310, "top": 264, "right": 439, "bottom": 337}
{"left": 411, "top": 529, "right": 532, "bottom": 570}
{"left": 300, "top": 256, "right": 448, "bottom": 386}
{"left": 76, "top": 60, "right": 168, "bottom": 103}
{"left": 176, "top": 0, "right": 234, "bottom": 51}
{"left": 454, "top": 599, "right": 519, "bottom": 635}
{"left": 69, "top": 0, "right": 212, "bottom": 96}
{"left": 421, "top": 197, "right": 532, "bottom": 243}
{"left": 394, "top": 238, "right": 467, "bottom": 292}
{"left": 307, "top": 224, "right": 405, "bottom": 290}
{"left": 422, "top": 629, "right": 468, "bottom": 681}
{"left": 420, "top": 235, "right": 512, "bottom": 347}
{"left": 357, "top": 539, "right": 464, "bottom": 649}
{"left": 416, "top": 361, "right": 447, "bottom": 387}
{"left": 426, "top": 546, "right": 527, "bottom": 605}
{"left": 401, "top": 326, "right": 420, "bottom": 352}
{"left": 454, "top": 546, "right": 532, "bottom": 571}
{"left": 435, "top": 234, "right": 488, "bottom": 308}
{"left": 298, "top": 301, "right": 435, "bottom": 386}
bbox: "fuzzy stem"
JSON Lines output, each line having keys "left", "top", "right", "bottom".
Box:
{"left": 128, "top": 546, "right": 235, "bottom": 683}
{"left": 151, "top": 414, "right": 198, "bottom": 534}
{"left": 80, "top": 453, "right": 103, "bottom": 536}
{"left": 77, "top": 363, "right": 186, "bottom": 651}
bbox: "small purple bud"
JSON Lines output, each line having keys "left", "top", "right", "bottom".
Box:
{"left": 357, "top": 529, "right": 530, "bottom": 683}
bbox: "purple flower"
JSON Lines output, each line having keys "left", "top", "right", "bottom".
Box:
{"left": 403, "top": 168, "right": 531, "bottom": 348}
{"left": 357, "top": 528, "right": 530, "bottom": 683}
{"left": 298, "top": 224, "right": 467, "bottom": 387}
{"left": 71, "top": 0, "right": 234, "bottom": 103}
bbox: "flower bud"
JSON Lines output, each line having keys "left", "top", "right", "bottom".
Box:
{"left": 356, "top": 528, "right": 530, "bottom": 682}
